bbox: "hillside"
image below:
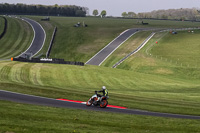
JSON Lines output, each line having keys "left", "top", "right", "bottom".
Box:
{"left": 26, "top": 16, "right": 200, "bottom": 62}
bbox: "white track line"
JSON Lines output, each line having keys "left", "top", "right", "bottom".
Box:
{"left": 16, "top": 18, "right": 35, "bottom": 58}
{"left": 85, "top": 29, "right": 139, "bottom": 66}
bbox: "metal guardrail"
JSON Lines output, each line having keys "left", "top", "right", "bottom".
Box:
{"left": 46, "top": 26, "right": 57, "bottom": 58}
{"left": 159, "top": 27, "right": 200, "bottom": 32}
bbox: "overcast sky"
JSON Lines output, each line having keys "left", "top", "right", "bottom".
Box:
{"left": 1, "top": 0, "right": 200, "bottom": 16}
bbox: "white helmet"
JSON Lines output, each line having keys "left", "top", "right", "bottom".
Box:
{"left": 102, "top": 86, "right": 106, "bottom": 90}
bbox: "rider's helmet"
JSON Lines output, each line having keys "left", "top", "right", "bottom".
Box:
{"left": 102, "top": 86, "right": 106, "bottom": 90}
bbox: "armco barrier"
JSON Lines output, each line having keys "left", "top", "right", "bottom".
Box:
{"left": 46, "top": 26, "right": 57, "bottom": 58}
{"left": 0, "top": 16, "right": 7, "bottom": 39}
{"left": 13, "top": 57, "right": 84, "bottom": 66}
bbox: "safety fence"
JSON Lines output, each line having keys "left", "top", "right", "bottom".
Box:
{"left": 0, "top": 16, "right": 7, "bottom": 39}
{"left": 13, "top": 57, "right": 84, "bottom": 66}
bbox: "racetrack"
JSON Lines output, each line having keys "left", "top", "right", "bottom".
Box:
{"left": 86, "top": 28, "right": 140, "bottom": 66}
{"left": 1, "top": 90, "right": 200, "bottom": 119}
{"left": 17, "top": 17, "right": 46, "bottom": 58}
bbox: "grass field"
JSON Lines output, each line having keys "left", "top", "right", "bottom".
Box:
{"left": 0, "top": 60, "right": 200, "bottom": 116}
{"left": 0, "top": 100, "right": 200, "bottom": 133}
{"left": 0, "top": 16, "right": 200, "bottom": 132}
{"left": 0, "top": 16, "right": 33, "bottom": 59}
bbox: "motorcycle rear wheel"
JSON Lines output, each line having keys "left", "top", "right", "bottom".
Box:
{"left": 100, "top": 100, "right": 108, "bottom": 108}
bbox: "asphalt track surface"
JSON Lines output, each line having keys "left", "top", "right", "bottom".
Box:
{"left": 1, "top": 90, "right": 200, "bottom": 119}
{"left": 17, "top": 17, "right": 46, "bottom": 58}
{"left": 86, "top": 28, "right": 140, "bottom": 66}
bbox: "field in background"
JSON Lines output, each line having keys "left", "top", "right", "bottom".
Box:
{"left": 25, "top": 16, "right": 200, "bottom": 62}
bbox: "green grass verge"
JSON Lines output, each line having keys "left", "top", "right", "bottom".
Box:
{"left": 0, "top": 100, "right": 200, "bottom": 133}
{"left": 0, "top": 17, "right": 33, "bottom": 59}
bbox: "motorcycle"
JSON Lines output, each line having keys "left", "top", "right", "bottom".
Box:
{"left": 86, "top": 91, "right": 109, "bottom": 108}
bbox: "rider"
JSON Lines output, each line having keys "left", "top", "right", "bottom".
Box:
{"left": 95, "top": 86, "right": 108, "bottom": 101}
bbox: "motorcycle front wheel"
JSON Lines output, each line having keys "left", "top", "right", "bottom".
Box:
{"left": 100, "top": 100, "right": 108, "bottom": 108}
{"left": 86, "top": 99, "right": 93, "bottom": 106}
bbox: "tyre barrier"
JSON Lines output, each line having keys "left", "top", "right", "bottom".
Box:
{"left": 13, "top": 57, "right": 84, "bottom": 66}
{"left": 0, "top": 16, "right": 7, "bottom": 39}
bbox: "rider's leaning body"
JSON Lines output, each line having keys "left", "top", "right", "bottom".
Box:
{"left": 95, "top": 86, "right": 108, "bottom": 100}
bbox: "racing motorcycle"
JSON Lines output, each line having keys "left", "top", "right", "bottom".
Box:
{"left": 86, "top": 91, "right": 109, "bottom": 108}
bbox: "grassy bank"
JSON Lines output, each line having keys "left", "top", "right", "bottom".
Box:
{"left": 116, "top": 30, "right": 200, "bottom": 76}
{"left": 0, "top": 17, "right": 33, "bottom": 59}
{"left": 0, "top": 60, "right": 200, "bottom": 116}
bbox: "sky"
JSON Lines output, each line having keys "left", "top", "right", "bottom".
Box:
{"left": 1, "top": 0, "right": 200, "bottom": 16}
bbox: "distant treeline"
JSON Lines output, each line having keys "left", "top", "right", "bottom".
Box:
{"left": 0, "top": 3, "right": 87, "bottom": 17}
{"left": 122, "top": 8, "right": 200, "bottom": 21}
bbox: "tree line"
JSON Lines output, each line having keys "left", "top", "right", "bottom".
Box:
{"left": 121, "top": 8, "right": 200, "bottom": 21}
{"left": 0, "top": 3, "right": 87, "bottom": 17}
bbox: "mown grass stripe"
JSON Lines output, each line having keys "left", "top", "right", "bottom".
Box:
{"left": 10, "top": 62, "right": 27, "bottom": 83}
{"left": 19, "top": 63, "right": 34, "bottom": 84}
{"left": 29, "top": 63, "right": 43, "bottom": 86}
{"left": 0, "top": 62, "right": 18, "bottom": 81}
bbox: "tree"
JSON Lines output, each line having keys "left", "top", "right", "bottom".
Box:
{"left": 93, "top": 9, "right": 98, "bottom": 16}
{"left": 121, "top": 12, "right": 128, "bottom": 17}
{"left": 101, "top": 10, "right": 107, "bottom": 17}
{"left": 127, "top": 12, "right": 136, "bottom": 18}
